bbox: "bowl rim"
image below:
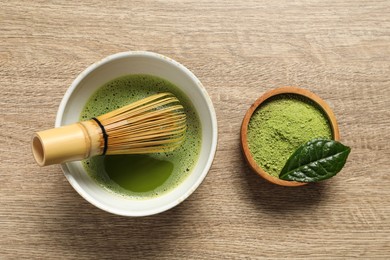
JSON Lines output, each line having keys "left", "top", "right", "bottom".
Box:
{"left": 240, "top": 86, "right": 340, "bottom": 187}
{"left": 55, "top": 51, "right": 218, "bottom": 216}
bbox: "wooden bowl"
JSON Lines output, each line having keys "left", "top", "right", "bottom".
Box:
{"left": 240, "top": 86, "right": 340, "bottom": 187}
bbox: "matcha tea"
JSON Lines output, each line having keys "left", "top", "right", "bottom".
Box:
{"left": 80, "top": 74, "right": 202, "bottom": 199}
{"left": 247, "top": 94, "right": 332, "bottom": 178}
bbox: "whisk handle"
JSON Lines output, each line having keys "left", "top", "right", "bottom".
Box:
{"left": 32, "top": 121, "right": 101, "bottom": 166}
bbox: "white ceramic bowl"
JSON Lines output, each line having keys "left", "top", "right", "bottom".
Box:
{"left": 56, "top": 51, "right": 217, "bottom": 216}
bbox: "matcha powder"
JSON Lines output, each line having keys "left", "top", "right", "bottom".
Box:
{"left": 247, "top": 94, "right": 332, "bottom": 178}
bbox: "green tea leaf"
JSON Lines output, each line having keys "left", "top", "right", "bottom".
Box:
{"left": 279, "top": 138, "right": 351, "bottom": 182}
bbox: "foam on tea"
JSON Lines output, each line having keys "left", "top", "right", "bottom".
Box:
{"left": 80, "top": 74, "right": 202, "bottom": 199}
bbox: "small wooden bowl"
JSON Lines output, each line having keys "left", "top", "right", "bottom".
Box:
{"left": 241, "top": 86, "right": 340, "bottom": 187}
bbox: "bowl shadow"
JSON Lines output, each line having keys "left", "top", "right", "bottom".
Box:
{"left": 42, "top": 176, "right": 199, "bottom": 258}
{"left": 238, "top": 144, "right": 328, "bottom": 214}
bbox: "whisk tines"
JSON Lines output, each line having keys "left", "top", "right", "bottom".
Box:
{"left": 32, "top": 92, "right": 187, "bottom": 166}
{"left": 97, "top": 92, "right": 187, "bottom": 154}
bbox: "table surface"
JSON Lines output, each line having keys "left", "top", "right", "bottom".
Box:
{"left": 1, "top": 1, "right": 390, "bottom": 259}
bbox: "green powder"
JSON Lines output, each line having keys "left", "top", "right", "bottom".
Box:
{"left": 247, "top": 94, "right": 332, "bottom": 178}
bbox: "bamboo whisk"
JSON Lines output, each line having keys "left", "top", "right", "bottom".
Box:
{"left": 32, "top": 93, "right": 187, "bottom": 166}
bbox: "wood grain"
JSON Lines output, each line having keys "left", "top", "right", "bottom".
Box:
{"left": 1, "top": 0, "right": 389, "bottom": 259}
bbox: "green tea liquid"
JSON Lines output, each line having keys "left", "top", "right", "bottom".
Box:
{"left": 104, "top": 155, "right": 173, "bottom": 192}
{"left": 80, "top": 74, "right": 202, "bottom": 199}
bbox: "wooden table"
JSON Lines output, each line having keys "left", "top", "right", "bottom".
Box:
{"left": 1, "top": 1, "right": 389, "bottom": 258}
